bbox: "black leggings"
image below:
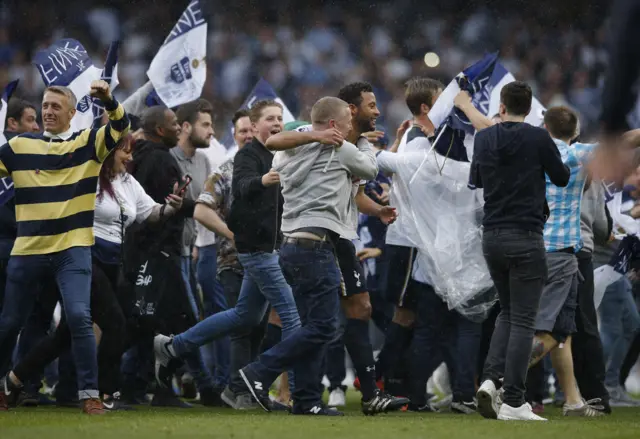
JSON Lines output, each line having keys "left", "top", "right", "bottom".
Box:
{"left": 13, "top": 260, "right": 127, "bottom": 395}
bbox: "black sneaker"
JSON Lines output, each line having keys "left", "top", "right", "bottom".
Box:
{"left": 271, "top": 399, "right": 291, "bottom": 412}
{"left": 1, "top": 374, "right": 22, "bottom": 408}
{"left": 406, "top": 401, "right": 439, "bottom": 412}
{"left": 151, "top": 390, "right": 193, "bottom": 408}
{"left": 238, "top": 367, "right": 272, "bottom": 412}
{"left": 291, "top": 403, "right": 344, "bottom": 416}
{"left": 451, "top": 400, "right": 476, "bottom": 414}
{"left": 103, "top": 392, "right": 134, "bottom": 411}
{"left": 362, "top": 390, "right": 410, "bottom": 415}
{"left": 198, "top": 387, "right": 225, "bottom": 407}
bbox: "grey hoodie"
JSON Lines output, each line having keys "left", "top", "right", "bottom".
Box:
{"left": 272, "top": 137, "right": 378, "bottom": 239}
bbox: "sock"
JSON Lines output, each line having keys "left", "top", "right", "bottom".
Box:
{"left": 344, "top": 318, "right": 377, "bottom": 401}
{"left": 260, "top": 323, "right": 282, "bottom": 353}
{"left": 376, "top": 322, "right": 413, "bottom": 381}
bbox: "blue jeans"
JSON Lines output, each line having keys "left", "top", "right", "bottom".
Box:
{"left": 245, "top": 243, "right": 341, "bottom": 409}
{"left": 599, "top": 276, "right": 640, "bottom": 388}
{"left": 172, "top": 252, "right": 300, "bottom": 377}
{"left": 196, "top": 245, "right": 229, "bottom": 388}
{"left": 0, "top": 246, "right": 98, "bottom": 399}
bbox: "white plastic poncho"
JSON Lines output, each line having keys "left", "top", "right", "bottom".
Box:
{"left": 378, "top": 140, "right": 496, "bottom": 321}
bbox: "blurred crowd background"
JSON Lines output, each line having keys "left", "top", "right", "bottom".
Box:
{"left": 0, "top": 0, "right": 618, "bottom": 141}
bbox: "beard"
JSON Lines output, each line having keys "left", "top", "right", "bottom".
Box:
{"left": 190, "top": 133, "right": 210, "bottom": 148}
{"left": 355, "top": 117, "right": 375, "bottom": 134}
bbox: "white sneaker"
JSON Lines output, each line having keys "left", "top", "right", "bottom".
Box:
{"left": 498, "top": 402, "right": 548, "bottom": 421}
{"left": 328, "top": 388, "right": 346, "bottom": 407}
{"left": 476, "top": 380, "right": 500, "bottom": 419}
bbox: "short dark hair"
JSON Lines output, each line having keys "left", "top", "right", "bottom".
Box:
{"left": 232, "top": 109, "right": 250, "bottom": 127}
{"left": 176, "top": 98, "right": 213, "bottom": 125}
{"left": 337, "top": 82, "right": 374, "bottom": 107}
{"left": 500, "top": 81, "right": 532, "bottom": 116}
{"left": 7, "top": 99, "right": 37, "bottom": 122}
{"left": 544, "top": 106, "right": 578, "bottom": 140}
{"left": 404, "top": 77, "right": 444, "bottom": 115}
{"left": 141, "top": 105, "right": 170, "bottom": 136}
{"left": 249, "top": 100, "right": 282, "bottom": 123}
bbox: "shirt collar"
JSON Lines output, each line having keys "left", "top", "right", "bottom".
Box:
{"left": 172, "top": 146, "right": 194, "bottom": 162}
{"left": 43, "top": 127, "right": 74, "bottom": 140}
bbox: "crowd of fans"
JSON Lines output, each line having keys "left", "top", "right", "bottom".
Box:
{"left": 0, "top": 0, "right": 613, "bottom": 140}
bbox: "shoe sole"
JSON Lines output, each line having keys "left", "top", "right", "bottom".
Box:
{"left": 498, "top": 415, "right": 547, "bottom": 421}
{"left": 220, "top": 392, "right": 238, "bottom": 410}
{"left": 239, "top": 369, "right": 270, "bottom": 413}
{"left": 476, "top": 389, "right": 498, "bottom": 419}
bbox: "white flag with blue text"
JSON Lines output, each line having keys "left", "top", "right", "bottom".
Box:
{"left": 147, "top": 0, "right": 207, "bottom": 109}
{"left": 33, "top": 39, "right": 119, "bottom": 132}
{"left": 428, "top": 53, "right": 547, "bottom": 162}
{"left": 0, "top": 80, "right": 18, "bottom": 206}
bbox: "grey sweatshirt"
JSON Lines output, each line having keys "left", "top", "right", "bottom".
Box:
{"left": 580, "top": 180, "right": 610, "bottom": 253}
{"left": 272, "top": 138, "right": 378, "bottom": 239}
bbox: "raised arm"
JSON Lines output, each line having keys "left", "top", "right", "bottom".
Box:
{"left": 265, "top": 128, "right": 344, "bottom": 151}
{"left": 454, "top": 91, "right": 495, "bottom": 131}
{"left": 92, "top": 80, "right": 131, "bottom": 162}
{"left": 541, "top": 133, "right": 571, "bottom": 187}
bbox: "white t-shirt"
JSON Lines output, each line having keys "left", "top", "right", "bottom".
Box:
{"left": 94, "top": 173, "right": 158, "bottom": 244}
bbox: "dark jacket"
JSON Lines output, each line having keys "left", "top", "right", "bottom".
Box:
{"left": 0, "top": 131, "right": 18, "bottom": 255}
{"left": 124, "top": 139, "right": 195, "bottom": 259}
{"left": 469, "top": 122, "right": 570, "bottom": 235}
{"left": 227, "top": 137, "right": 283, "bottom": 253}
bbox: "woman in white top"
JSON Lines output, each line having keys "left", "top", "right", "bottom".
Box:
{"left": 5, "top": 134, "right": 184, "bottom": 411}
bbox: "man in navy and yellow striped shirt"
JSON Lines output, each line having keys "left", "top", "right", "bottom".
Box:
{"left": 0, "top": 80, "right": 129, "bottom": 414}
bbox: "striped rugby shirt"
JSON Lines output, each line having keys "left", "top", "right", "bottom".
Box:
{"left": 0, "top": 99, "right": 130, "bottom": 256}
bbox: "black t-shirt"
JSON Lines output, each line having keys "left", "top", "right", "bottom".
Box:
{"left": 469, "top": 122, "right": 570, "bottom": 235}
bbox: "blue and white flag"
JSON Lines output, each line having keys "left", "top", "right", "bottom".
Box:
{"left": 0, "top": 80, "right": 18, "bottom": 206}
{"left": 221, "top": 78, "right": 295, "bottom": 149}
{"left": 33, "top": 38, "right": 119, "bottom": 132}
{"left": 428, "top": 53, "right": 546, "bottom": 163}
{"left": 147, "top": 0, "right": 207, "bottom": 109}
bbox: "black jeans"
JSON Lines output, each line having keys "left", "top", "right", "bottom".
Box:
{"left": 408, "top": 281, "right": 481, "bottom": 404}
{"left": 572, "top": 250, "right": 609, "bottom": 403}
{"left": 219, "top": 269, "right": 269, "bottom": 395}
{"left": 481, "top": 229, "right": 547, "bottom": 408}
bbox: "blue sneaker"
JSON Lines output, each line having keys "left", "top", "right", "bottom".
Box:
{"left": 291, "top": 403, "right": 344, "bottom": 416}
{"left": 238, "top": 367, "right": 272, "bottom": 413}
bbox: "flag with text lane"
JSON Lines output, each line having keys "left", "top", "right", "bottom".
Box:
{"left": 33, "top": 38, "right": 120, "bottom": 132}
{"left": 147, "top": 0, "right": 207, "bottom": 109}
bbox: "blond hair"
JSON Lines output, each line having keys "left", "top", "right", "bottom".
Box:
{"left": 44, "top": 86, "right": 77, "bottom": 109}
{"left": 311, "top": 97, "right": 349, "bottom": 126}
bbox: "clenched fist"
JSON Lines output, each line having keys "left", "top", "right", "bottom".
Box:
{"left": 90, "top": 80, "right": 113, "bottom": 103}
